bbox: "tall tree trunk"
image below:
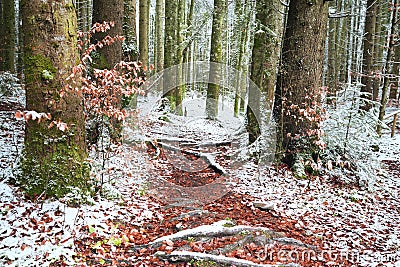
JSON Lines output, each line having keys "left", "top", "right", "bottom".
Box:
{"left": 124, "top": 0, "right": 138, "bottom": 61}
{"left": 175, "top": 0, "right": 187, "bottom": 115}
{"left": 360, "top": 0, "right": 377, "bottom": 110}
{"left": 163, "top": 0, "right": 178, "bottom": 110}
{"left": 139, "top": 0, "right": 149, "bottom": 67}
{"left": 246, "top": 0, "right": 285, "bottom": 143}
{"left": 372, "top": 1, "right": 384, "bottom": 101}
{"left": 377, "top": 0, "right": 397, "bottom": 135}
{"left": 92, "top": 0, "right": 124, "bottom": 69}
{"left": 20, "top": 0, "right": 90, "bottom": 198}
{"left": 206, "top": 0, "right": 227, "bottom": 119}
{"left": 0, "top": 0, "right": 16, "bottom": 72}
{"left": 155, "top": 0, "right": 164, "bottom": 72}
{"left": 274, "top": 0, "right": 329, "bottom": 164}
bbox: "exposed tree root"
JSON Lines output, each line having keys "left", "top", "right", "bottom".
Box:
{"left": 154, "top": 250, "right": 301, "bottom": 267}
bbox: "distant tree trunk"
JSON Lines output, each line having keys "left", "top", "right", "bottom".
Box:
{"left": 246, "top": 0, "right": 284, "bottom": 143}
{"left": 206, "top": 0, "right": 227, "bottom": 119}
{"left": 275, "top": 0, "right": 329, "bottom": 164}
{"left": 163, "top": 0, "right": 178, "bottom": 110}
{"left": 0, "top": 0, "right": 16, "bottom": 72}
{"left": 233, "top": 0, "right": 248, "bottom": 117}
{"left": 155, "top": 0, "right": 164, "bottom": 72}
{"left": 20, "top": 0, "right": 90, "bottom": 198}
{"left": 124, "top": 0, "right": 139, "bottom": 61}
{"left": 139, "top": 0, "right": 149, "bottom": 67}
{"left": 377, "top": 0, "right": 397, "bottom": 135}
{"left": 360, "top": 0, "right": 377, "bottom": 110}
{"left": 372, "top": 1, "right": 384, "bottom": 101}
{"left": 92, "top": 0, "right": 124, "bottom": 69}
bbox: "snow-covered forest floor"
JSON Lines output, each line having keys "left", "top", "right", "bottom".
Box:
{"left": 0, "top": 91, "right": 400, "bottom": 267}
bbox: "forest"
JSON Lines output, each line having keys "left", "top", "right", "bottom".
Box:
{"left": 0, "top": 0, "right": 399, "bottom": 266}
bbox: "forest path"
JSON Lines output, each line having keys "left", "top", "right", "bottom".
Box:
{"left": 0, "top": 102, "right": 400, "bottom": 266}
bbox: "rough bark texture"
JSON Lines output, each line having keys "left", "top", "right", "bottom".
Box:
{"left": 360, "top": 0, "right": 377, "bottom": 110}
{"left": 124, "top": 0, "right": 138, "bottom": 61}
{"left": 92, "top": 0, "right": 124, "bottom": 69}
{"left": 155, "top": 0, "right": 164, "bottom": 72}
{"left": 275, "top": 0, "right": 329, "bottom": 162}
{"left": 175, "top": 0, "right": 187, "bottom": 115}
{"left": 206, "top": 0, "right": 227, "bottom": 119}
{"left": 139, "top": 0, "right": 149, "bottom": 67}
{"left": 0, "top": 0, "right": 15, "bottom": 72}
{"left": 247, "top": 0, "right": 284, "bottom": 143}
{"left": 20, "top": 0, "right": 90, "bottom": 198}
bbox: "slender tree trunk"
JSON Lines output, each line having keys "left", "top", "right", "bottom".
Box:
{"left": 0, "top": 0, "right": 16, "bottom": 72}
{"left": 20, "top": 0, "right": 90, "bottom": 198}
{"left": 124, "top": 0, "right": 138, "bottom": 61}
{"left": 206, "top": 0, "right": 227, "bottom": 119}
{"left": 274, "top": 0, "right": 329, "bottom": 164}
{"left": 163, "top": 0, "right": 178, "bottom": 110}
{"left": 360, "top": 0, "right": 377, "bottom": 110}
{"left": 139, "top": 0, "right": 149, "bottom": 67}
{"left": 155, "top": 0, "right": 164, "bottom": 72}
{"left": 246, "top": 0, "right": 284, "bottom": 143}
{"left": 377, "top": 0, "right": 397, "bottom": 135}
{"left": 372, "top": 1, "right": 384, "bottom": 101}
{"left": 174, "top": 0, "right": 187, "bottom": 115}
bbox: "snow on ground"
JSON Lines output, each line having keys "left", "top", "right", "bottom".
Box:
{"left": 0, "top": 91, "right": 399, "bottom": 266}
{"left": 234, "top": 131, "right": 400, "bottom": 267}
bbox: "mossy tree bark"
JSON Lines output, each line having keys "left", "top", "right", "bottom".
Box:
{"left": 175, "top": 0, "right": 187, "bottom": 116}
{"left": 20, "top": 0, "right": 90, "bottom": 198}
{"left": 0, "top": 0, "right": 16, "bottom": 72}
{"left": 274, "top": 0, "right": 329, "bottom": 165}
{"left": 124, "top": 0, "right": 139, "bottom": 61}
{"left": 246, "top": 0, "right": 284, "bottom": 143}
{"left": 360, "top": 0, "right": 377, "bottom": 110}
{"left": 206, "top": 0, "right": 227, "bottom": 119}
{"left": 92, "top": 0, "right": 124, "bottom": 69}
{"left": 139, "top": 0, "right": 149, "bottom": 67}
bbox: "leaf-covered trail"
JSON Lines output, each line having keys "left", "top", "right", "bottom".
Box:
{"left": 1, "top": 105, "right": 400, "bottom": 266}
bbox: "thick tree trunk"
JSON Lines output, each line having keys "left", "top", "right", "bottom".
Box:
{"left": 246, "top": 0, "right": 284, "bottom": 143}
{"left": 124, "top": 0, "right": 138, "bottom": 61}
{"left": 0, "top": 0, "right": 16, "bottom": 72}
{"left": 139, "top": 0, "right": 149, "bottom": 67}
{"left": 206, "top": 0, "right": 227, "bottom": 119}
{"left": 360, "top": 0, "right": 377, "bottom": 110}
{"left": 92, "top": 0, "right": 124, "bottom": 69}
{"left": 275, "top": 0, "right": 329, "bottom": 163}
{"left": 20, "top": 0, "right": 90, "bottom": 198}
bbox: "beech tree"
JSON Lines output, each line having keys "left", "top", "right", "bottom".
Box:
{"left": 206, "top": 0, "right": 227, "bottom": 119}
{"left": 92, "top": 0, "right": 124, "bottom": 69}
{"left": 139, "top": 0, "right": 150, "bottom": 67}
{"left": 20, "top": 0, "right": 90, "bottom": 198}
{"left": 275, "top": 0, "right": 329, "bottom": 167}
